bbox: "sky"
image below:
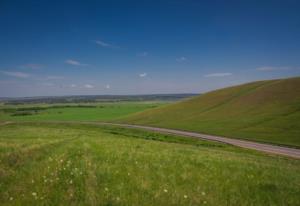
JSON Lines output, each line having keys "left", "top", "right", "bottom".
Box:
{"left": 0, "top": 0, "right": 300, "bottom": 97}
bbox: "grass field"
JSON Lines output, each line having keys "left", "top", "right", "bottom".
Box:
{"left": 120, "top": 77, "right": 300, "bottom": 147}
{"left": 0, "top": 122, "right": 299, "bottom": 206}
{"left": 0, "top": 102, "right": 164, "bottom": 122}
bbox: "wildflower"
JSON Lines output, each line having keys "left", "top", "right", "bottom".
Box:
{"left": 69, "top": 180, "right": 73, "bottom": 184}
{"left": 9, "top": 197, "right": 13, "bottom": 201}
{"left": 201, "top": 191, "right": 206, "bottom": 196}
{"left": 128, "top": 172, "right": 130, "bottom": 176}
{"left": 105, "top": 187, "right": 109, "bottom": 191}
{"left": 60, "top": 159, "right": 63, "bottom": 163}
{"left": 203, "top": 200, "right": 207, "bottom": 204}
{"left": 164, "top": 189, "right": 168, "bottom": 193}
{"left": 116, "top": 197, "right": 120, "bottom": 201}
{"left": 32, "top": 192, "right": 37, "bottom": 196}
{"left": 31, "top": 179, "right": 35, "bottom": 183}
{"left": 184, "top": 195, "right": 188, "bottom": 199}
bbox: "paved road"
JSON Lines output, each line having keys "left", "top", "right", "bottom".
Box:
{"left": 98, "top": 122, "right": 300, "bottom": 159}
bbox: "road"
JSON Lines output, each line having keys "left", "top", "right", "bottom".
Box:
{"left": 2, "top": 121, "right": 300, "bottom": 159}
{"left": 98, "top": 122, "right": 300, "bottom": 159}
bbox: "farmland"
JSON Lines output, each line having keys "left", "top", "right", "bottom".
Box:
{"left": 0, "top": 102, "right": 164, "bottom": 122}
{"left": 1, "top": 122, "right": 299, "bottom": 206}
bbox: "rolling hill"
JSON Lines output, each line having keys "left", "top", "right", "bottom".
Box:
{"left": 119, "top": 77, "right": 300, "bottom": 147}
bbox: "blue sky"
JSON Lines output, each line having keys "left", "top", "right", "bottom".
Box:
{"left": 0, "top": 0, "right": 300, "bottom": 97}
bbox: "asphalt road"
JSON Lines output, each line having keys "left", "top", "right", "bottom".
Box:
{"left": 99, "top": 123, "right": 300, "bottom": 159}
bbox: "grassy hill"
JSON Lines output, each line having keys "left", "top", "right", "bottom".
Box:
{"left": 119, "top": 77, "right": 300, "bottom": 147}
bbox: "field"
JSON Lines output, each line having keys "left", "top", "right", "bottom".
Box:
{"left": 1, "top": 122, "right": 300, "bottom": 206}
{"left": 0, "top": 102, "right": 164, "bottom": 122}
{"left": 120, "top": 77, "right": 300, "bottom": 147}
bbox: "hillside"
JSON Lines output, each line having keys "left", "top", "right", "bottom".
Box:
{"left": 119, "top": 77, "right": 300, "bottom": 147}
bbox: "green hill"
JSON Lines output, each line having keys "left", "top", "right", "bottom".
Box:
{"left": 119, "top": 77, "right": 300, "bottom": 147}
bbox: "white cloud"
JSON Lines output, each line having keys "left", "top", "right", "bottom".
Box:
{"left": 139, "top": 73, "right": 147, "bottom": 78}
{"left": 83, "top": 84, "right": 94, "bottom": 89}
{"left": 65, "top": 59, "right": 87, "bottom": 66}
{"left": 176, "top": 56, "right": 187, "bottom": 62}
{"left": 1, "top": 71, "right": 30, "bottom": 78}
{"left": 95, "top": 40, "right": 119, "bottom": 49}
{"left": 70, "top": 84, "right": 77, "bottom": 88}
{"left": 256, "top": 66, "right": 290, "bottom": 71}
{"left": 137, "top": 51, "right": 148, "bottom": 57}
{"left": 204, "top": 73, "right": 232, "bottom": 77}
{"left": 105, "top": 84, "right": 110, "bottom": 89}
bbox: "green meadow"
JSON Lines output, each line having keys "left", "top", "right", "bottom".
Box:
{"left": 1, "top": 122, "right": 299, "bottom": 206}
{"left": 0, "top": 102, "right": 163, "bottom": 122}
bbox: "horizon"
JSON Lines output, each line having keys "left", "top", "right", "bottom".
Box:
{"left": 1, "top": 0, "right": 300, "bottom": 97}
{"left": 0, "top": 75, "right": 298, "bottom": 99}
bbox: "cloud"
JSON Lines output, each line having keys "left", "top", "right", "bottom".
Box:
{"left": 46, "top": 75, "right": 64, "bottom": 80}
{"left": 105, "top": 84, "right": 110, "bottom": 89}
{"left": 256, "top": 66, "right": 290, "bottom": 71}
{"left": 83, "top": 84, "right": 94, "bottom": 89}
{"left": 95, "top": 40, "right": 119, "bottom": 49}
{"left": 70, "top": 84, "right": 77, "bottom": 88}
{"left": 139, "top": 73, "right": 147, "bottom": 78}
{"left": 176, "top": 57, "right": 187, "bottom": 62}
{"left": 137, "top": 51, "right": 148, "bottom": 57}
{"left": 20, "top": 64, "right": 43, "bottom": 69}
{"left": 1, "top": 71, "right": 30, "bottom": 78}
{"left": 65, "top": 59, "right": 87, "bottom": 66}
{"left": 204, "top": 73, "right": 232, "bottom": 77}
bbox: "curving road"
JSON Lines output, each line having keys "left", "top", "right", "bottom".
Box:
{"left": 2, "top": 121, "right": 300, "bottom": 159}
{"left": 98, "top": 122, "right": 300, "bottom": 159}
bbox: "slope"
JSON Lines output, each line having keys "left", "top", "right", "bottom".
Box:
{"left": 119, "top": 77, "right": 300, "bottom": 147}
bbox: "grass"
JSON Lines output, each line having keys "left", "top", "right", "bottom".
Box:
{"left": 119, "top": 77, "right": 300, "bottom": 147}
{"left": 0, "top": 102, "right": 164, "bottom": 122}
{"left": 0, "top": 122, "right": 299, "bottom": 205}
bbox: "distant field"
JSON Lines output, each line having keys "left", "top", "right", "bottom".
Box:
{"left": 1, "top": 122, "right": 299, "bottom": 205}
{"left": 120, "top": 77, "right": 300, "bottom": 147}
{"left": 0, "top": 102, "right": 165, "bottom": 121}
